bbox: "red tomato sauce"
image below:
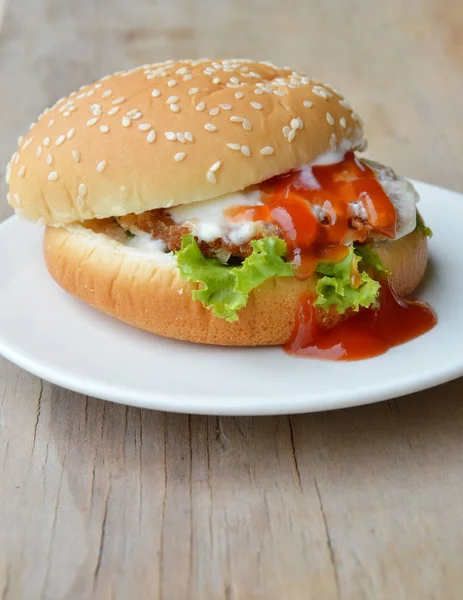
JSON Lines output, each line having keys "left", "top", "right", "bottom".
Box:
{"left": 227, "top": 151, "right": 396, "bottom": 278}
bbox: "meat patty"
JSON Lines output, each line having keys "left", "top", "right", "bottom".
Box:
{"left": 118, "top": 209, "right": 283, "bottom": 262}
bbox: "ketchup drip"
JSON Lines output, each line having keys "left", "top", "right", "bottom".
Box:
{"left": 227, "top": 151, "right": 397, "bottom": 277}
{"left": 284, "top": 284, "right": 436, "bottom": 361}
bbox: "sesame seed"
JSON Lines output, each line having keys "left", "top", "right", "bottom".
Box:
{"left": 167, "top": 96, "right": 179, "bottom": 104}
{"left": 188, "top": 87, "right": 199, "bottom": 95}
{"left": 55, "top": 135, "right": 65, "bottom": 147}
{"left": 87, "top": 117, "right": 99, "bottom": 127}
{"left": 95, "top": 83, "right": 103, "bottom": 89}
{"left": 151, "top": 89, "right": 161, "bottom": 98}
{"left": 48, "top": 171, "right": 58, "bottom": 181}
{"left": 227, "top": 143, "right": 241, "bottom": 151}
{"left": 66, "top": 128, "right": 76, "bottom": 140}
{"left": 46, "top": 154, "right": 53, "bottom": 165}
{"left": 204, "top": 123, "right": 218, "bottom": 132}
{"left": 209, "top": 160, "right": 222, "bottom": 173}
{"left": 282, "top": 126, "right": 290, "bottom": 138}
{"left": 184, "top": 131, "right": 194, "bottom": 143}
{"left": 339, "top": 98, "right": 351, "bottom": 110}
{"left": 138, "top": 123, "right": 152, "bottom": 131}
{"left": 18, "top": 165, "right": 26, "bottom": 177}
{"left": 242, "top": 119, "right": 252, "bottom": 131}
{"left": 72, "top": 149, "right": 81, "bottom": 162}
{"left": 241, "top": 145, "right": 251, "bottom": 157}
{"left": 22, "top": 138, "right": 33, "bottom": 150}
{"left": 68, "top": 105, "right": 77, "bottom": 113}
{"left": 340, "top": 117, "right": 347, "bottom": 129}
{"left": 260, "top": 146, "right": 274, "bottom": 155}
{"left": 165, "top": 132, "right": 176, "bottom": 141}
{"left": 132, "top": 112, "right": 142, "bottom": 120}
{"left": 146, "top": 73, "right": 156, "bottom": 80}
{"left": 112, "top": 97, "right": 126, "bottom": 105}
{"left": 168, "top": 80, "right": 177, "bottom": 87}
{"left": 209, "top": 107, "right": 220, "bottom": 116}
{"left": 206, "top": 171, "right": 217, "bottom": 184}
{"left": 290, "top": 118, "right": 299, "bottom": 130}
{"left": 14, "top": 193, "right": 20, "bottom": 205}
{"left": 230, "top": 77, "right": 239, "bottom": 84}
{"left": 14, "top": 154, "right": 19, "bottom": 164}
{"left": 122, "top": 116, "right": 131, "bottom": 127}
{"left": 174, "top": 152, "right": 186, "bottom": 162}
{"left": 212, "top": 77, "right": 221, "bottom": 85}
{"left": 96, "top": 160, "right": 107, "bottom": 173}
{"left": 326, "top": 112, "right": 335, "bottom": 125}
{"left": 183, "top": 74, "right": 192, "bottom": 81}
{"left": 76, "top": 93, "right": 86, "bottom": 100}
{"left": 230, "top": 116, "right": 243, "bottom": 123}
{"left": 170, "top": 104, "right": 180, "bottom": 113}
{"left": 43, "top": 137, "right": 51, "bottom": 147}
{"left": 102, "top": 89, "right": 113, "bottom": 98}
{"left": 196, "top": 102, "right": 206, "bottom": 112}
{"left": 220, "top": 104, "right": 232, "bottom": 110}
{"left": 147, "top": 130, "right": 156, "bottom": 143}
{"left": 235, "top": 92, "right": 244, "bottom": 99}
{"left": 250, "top": 101, "right": 263, "bottom": 110}
{"left": 312, "top": 85, "right": 330, "bottom": 99}
{"left": 303, "top": 100, "right": 313, "bottom": 108}
{"left": 78, "top": 183, "right": 88, "bottom": 196}
{"left": 36, "top": 146, "right": 43, "bottom": 158}
{"left": 48, "top": 119, "right": 55, "bottom": 128}
{"left": 175, "top": 133, "right": 185, "bottom": 143}
{"left": 176, "top": 67, "right": 188, "bottom": 75}
{"left": 254, "top": 89, "right": 264, "bottom": 95}
{"left": 108, "top": 106, "right": 120, "bottom": 116}
{"left": 100, "top": 125, "right": 109, "bottom": 133}
{"left": 86, "top": 90, "right": 95, "bottom": 97}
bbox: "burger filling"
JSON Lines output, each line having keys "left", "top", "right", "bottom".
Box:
{"left": 116, "top": 151, "right": 431, "bottom": 322}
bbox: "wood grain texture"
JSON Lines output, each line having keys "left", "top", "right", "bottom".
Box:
{"left": 1, "top": 0, "right": 463, "bottom": 598}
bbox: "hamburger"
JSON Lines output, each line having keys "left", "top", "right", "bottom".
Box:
{"left": 5, "top": 58, "right": 435, "bottom": 359}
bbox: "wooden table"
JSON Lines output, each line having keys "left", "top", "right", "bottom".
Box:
{"left": 1, "top": 1, "right": 463, "bottom": 598}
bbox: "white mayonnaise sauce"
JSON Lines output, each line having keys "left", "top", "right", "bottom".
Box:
{"left": 365, "top": 160, "right": 418, "bottom": 239}
{"left": 168, "top": 189, "right": 263, "bottom": 245}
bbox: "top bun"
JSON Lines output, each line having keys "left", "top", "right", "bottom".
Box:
{"left": 6, "top": 58, "right": 366, "bottom": 225}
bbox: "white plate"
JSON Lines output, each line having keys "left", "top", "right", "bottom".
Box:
{"left": 0, "top": 180, "right": 462, "bottom": 415}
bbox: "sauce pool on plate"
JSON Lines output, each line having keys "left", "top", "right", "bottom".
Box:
{"left": 284, "top": 283, "right": 436, "bottom": 361}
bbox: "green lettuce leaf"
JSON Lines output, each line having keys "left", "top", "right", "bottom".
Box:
{"left": 176, "top": 235, "right": 294, "bottom": 322}
{"left": 415, "top": 210, "right": 433, "bottom": 238}
{"left": 314, "top": 246, "right": 381, "bottom": 314}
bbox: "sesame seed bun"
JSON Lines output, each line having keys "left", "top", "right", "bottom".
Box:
{"left": 7, "top": 58, "right": 365, "bottom": 225}
{"left": 43, "top": 222, "right": 428, "bottom": 346}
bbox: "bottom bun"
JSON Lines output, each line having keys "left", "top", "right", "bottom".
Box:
{"left": 43, "top": 223, "right": 428, "bottom": 346}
